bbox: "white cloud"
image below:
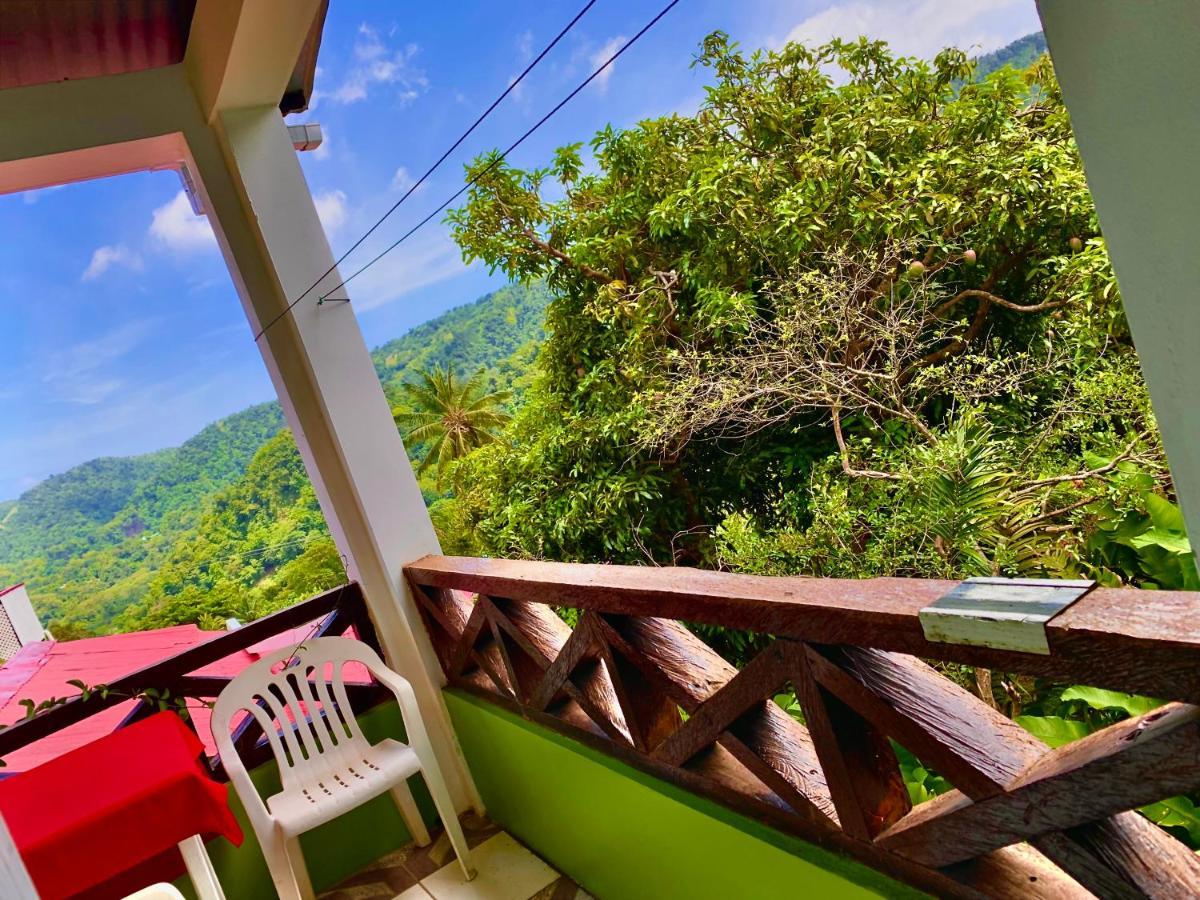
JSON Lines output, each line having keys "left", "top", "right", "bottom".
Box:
{"left": 351, "top": 229, "right": 474, "bottom": 312}
{"left": 780, "top": 0, "right": 1041, "bottom": 62}
{"left": 391, "top": 167, "right": 415, "bottom": 192}
{"left": 589, "top": 36, "right": 626, "bottom": 94}
{"left": 149, "top": 191, "right": 216, "bottom": 252}
{"left": 517, "top": 30, "right": 534, "bottom": 62}
{"left": 81, "top": 244, "right": 143, "bottom": 281}
{"left": 314, "top": 189, "right": 348, "bottom": 232}
{"left": 41, "top": 319, "right": 156, "bottom": 405}
{"left": 330, "top": 24, "right": 429, "bottom": 106}
{"left": 310, "top": 126, "right": 331, "bottom": 161}
{"left": 22, "top": 184, "right": 66, "bottom": 205}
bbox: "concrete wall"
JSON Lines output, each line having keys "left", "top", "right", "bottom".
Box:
{"left": 445, "top": 690, "right": 922, "bottom": 900}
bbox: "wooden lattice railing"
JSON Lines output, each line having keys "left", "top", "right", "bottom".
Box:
{"left": 0, "top": 583, "right": 388, "bottom": 780}
{"left": 405, "top": 556, "right": 1200, "bottom": 899}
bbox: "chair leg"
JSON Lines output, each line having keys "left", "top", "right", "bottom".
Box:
{"left": 390, "top": 779, "right": 431, "bottom": 846}
{"left": 283, "top": 835, "right": 316, "bottom": 900}
{"left": 260, "top": 826, "right": 312, "bottom": 900}
{"left": 418, "top": 763, "right": 475, "bottom": 881}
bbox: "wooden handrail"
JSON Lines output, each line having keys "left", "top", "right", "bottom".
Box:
{"left": 405, "top": 555, "right": 1200, "bottom": 703}
{"left": 0, "top": 582, "right": 386, "bottom": 778}
{"left": 404, "top": 554, "right": 1200, "bottom": 898}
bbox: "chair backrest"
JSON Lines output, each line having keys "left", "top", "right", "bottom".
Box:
{"left": 212, "top": 636, "right": 389, "bottom": 792}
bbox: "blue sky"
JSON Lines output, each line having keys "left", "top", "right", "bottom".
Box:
{"left": 0, "top": 0, "right": 1041, "bottom": 500}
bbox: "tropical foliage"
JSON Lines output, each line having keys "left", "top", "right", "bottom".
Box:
{"left": 394, "top": 366, "right": 511, "bottom": 487}
{"left": 433, "top": 31, "right": 1200, "bottom": 837}
{"left": 440, "top": 32, "right": 1166, "bottom": 594}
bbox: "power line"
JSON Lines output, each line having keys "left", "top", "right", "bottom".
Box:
{"left": 314, "top": 0, "right": 682, "bottom": 304}
{"left": 254, "top": 0, "right": 599, "bottom": 342}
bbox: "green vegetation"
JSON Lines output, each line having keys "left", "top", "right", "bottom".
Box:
{"left": 3, "top": 27, "right": 1196, "bottom": 844}
{"left": 442, "top": 33, "right": 1164, "bottom": 583}
{"left": 972, "top": 32, "right": 1047, "bottom": 80}
{"left": 393, "top": 366, "right": 512, "bottom": 488}
{"left": 0, "top": 404, "right": 285, "bottom": 628}
{"left": 0, "top": 282, "right": 547, "bottom": 634}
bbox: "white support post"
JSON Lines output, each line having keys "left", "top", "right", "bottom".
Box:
{"left": 1038, "top": 1, "right": 1200, "bottom": 559}
{"left": 183, "top": 103, "right": 480, "bottom": 812}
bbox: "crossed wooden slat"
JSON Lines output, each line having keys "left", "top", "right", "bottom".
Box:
{"left": 408, "top": 581, "right": 1200, "bottom": 898}
{"left": 804, "top": 644, "right": 1200, "bottom": 897}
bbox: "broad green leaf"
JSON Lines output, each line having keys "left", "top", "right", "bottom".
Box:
{"left": 1014, "top": 715, "right": 1092, "bottom": 748}
{"left": 1128, "top": 527, "right": 1192, "bottom": 555}
{"left": 1060, "top": 686, "right": 1163, "bottom": 717}
{"left": 1140, "top": 795, "right": 1200, "bottom": 846}
{"left": 1145, "top": 493, "right": 1187, "bottom": 532}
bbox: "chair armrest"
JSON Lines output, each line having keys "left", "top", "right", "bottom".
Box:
{"left": 364, "top": 665, "right": 436, "bottom": 759}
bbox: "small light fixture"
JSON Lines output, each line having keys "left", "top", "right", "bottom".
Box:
{"left": 287, "top": 123, "right": 324, "bottom": 153}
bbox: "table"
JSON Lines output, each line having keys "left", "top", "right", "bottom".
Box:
{"left": 0, "top": 711, "right": 243, "bottom": 900}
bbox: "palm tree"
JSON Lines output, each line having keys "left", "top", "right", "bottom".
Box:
{"left": 393, "top": 365, "right": 511, "bottom": 486}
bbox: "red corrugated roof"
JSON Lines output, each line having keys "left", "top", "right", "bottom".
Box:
{"left": 0, "top": 623, "right": 365, "bottom": 773}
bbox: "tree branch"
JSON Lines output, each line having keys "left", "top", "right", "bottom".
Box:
{"left": 519, "top": 227, "right": 613, "bottom": 286}
{"left": 832, "top": 404, "right": 904, "bottom": 480}
{"left": 1016, "top": 431, "right": 1150, "bottom": 493}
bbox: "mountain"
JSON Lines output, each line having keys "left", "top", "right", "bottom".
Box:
{"left": 373, "top": 280, "right": 549, "bottom": 395}
{"left": 0, "top": 281, "right": 548, "bottom": 633}
{"left": 973, "top": 32, "right": 1046, "bottom": 79}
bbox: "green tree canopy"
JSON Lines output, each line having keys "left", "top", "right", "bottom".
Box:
{"left": 443, "top": 33, "right": 1163, "bottom": 579}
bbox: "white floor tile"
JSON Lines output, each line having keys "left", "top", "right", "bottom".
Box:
{"left": 393, "top": 886, "right": 431, "bottom": 900}
{"left": 420, "top": 832, "right": 558, "bottom": 900}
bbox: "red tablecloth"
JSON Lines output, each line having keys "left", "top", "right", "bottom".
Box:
{"left": 0, "top": 711, "right": 243, "bottom": 899}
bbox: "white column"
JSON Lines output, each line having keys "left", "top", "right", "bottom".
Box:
{"left": 184, "top": 103, "right": 479, "bottom": 811}
{"left": 1039, "top": 1, "right": 1200, "bottom": 554}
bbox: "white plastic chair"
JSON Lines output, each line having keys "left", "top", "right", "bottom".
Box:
{"left": 211, "top": 637, "right": 473, "bottom": 900}
{"left": 122, "top": 885, "right": 185, "bottom": 900}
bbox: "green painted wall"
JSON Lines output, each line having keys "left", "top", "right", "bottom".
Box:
{"left": 445, "top": 690, "right": 924, "bottom": 900}
{"left": 176, "top": 704, "right": 433, "bottom": 899}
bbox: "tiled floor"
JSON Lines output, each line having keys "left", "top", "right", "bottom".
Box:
{"left": 319, "top": 812, "right": 592, "bottom": 900}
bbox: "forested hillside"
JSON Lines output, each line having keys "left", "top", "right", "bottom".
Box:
{"left": 0, "top": 282, "right": 546, "bottom": 634}
{"left": 374, "top": 281, "right": 549, "bottom": 396}
{"left": 0, "top": 404, "right": 285, "bottom": 630}
{"left": 973, "top": 32, "right": 1046, "bottom": 79}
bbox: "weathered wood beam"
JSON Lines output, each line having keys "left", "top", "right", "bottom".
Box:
{"left": 651, "top": 640, "right": 792, "bottom": 767}
{"left": 490, "top": 598, "right": 633, "bottom": 745}
{"left": 807, "top": 645, "right": 1045, "bottom": 798}
{"left": 405, "top": 556, "right": 1200, "bottom": 703}
{"left": 811, "top": 644, "right": 1200, "bottom": 894}
{"left": 599, "top": 615, "right": 837, "bottom": 827}
{"left": 876, "top": 704, "right": 1200, "bottom": 866}
{"left": 795, "top": 645, "right": 911, "bottom": 840}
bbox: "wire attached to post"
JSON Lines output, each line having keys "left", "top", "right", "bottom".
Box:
{"left": 253, "top": 0, "right": 600, "bottom": 342}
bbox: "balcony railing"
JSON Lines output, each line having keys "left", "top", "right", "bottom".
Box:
{"left": 405, "top": 555, "right": 1200, "bottom": 899}
{"left": 0, "top": 583, "right": 388, "bottom": 780}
